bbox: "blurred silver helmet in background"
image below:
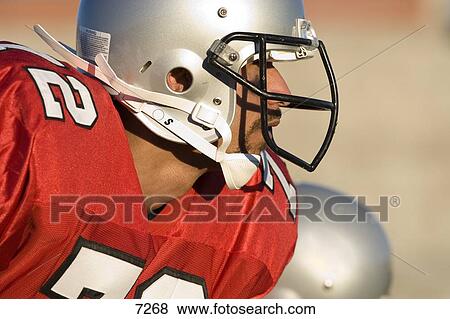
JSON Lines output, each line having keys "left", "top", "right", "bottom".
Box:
{"left": 268, "top": 183, "right": 391, "bottom": 299}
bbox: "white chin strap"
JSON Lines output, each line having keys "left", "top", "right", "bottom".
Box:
{"left": 33, "top": 24, "right": 260, "bottom": 189}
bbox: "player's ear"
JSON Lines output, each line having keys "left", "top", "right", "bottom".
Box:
{"left": 166, "top": 67, "right": 193, "bottom": 93}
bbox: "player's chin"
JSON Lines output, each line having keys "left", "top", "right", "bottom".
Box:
{"left": 245, "top": 131, "right": 267, "bottom": 154}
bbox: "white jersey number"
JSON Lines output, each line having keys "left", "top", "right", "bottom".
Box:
{"left": 135, "top": 267, "right": 207, "bottom": 299}
{"left": 28, "top": 68, "right": 98, "bottom": 128}
{"left": 41, "top": 238, "right": 144, "bottom": 299}
{"left": 42, "top": 238, "right": 207, "bottom": 299}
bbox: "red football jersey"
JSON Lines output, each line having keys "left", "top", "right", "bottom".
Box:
{"left": 0, "top": 43, "right": 298, "bottom": 298}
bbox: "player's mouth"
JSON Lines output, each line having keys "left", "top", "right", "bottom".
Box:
{"left": 268, "top": 118, "right": 281, "bottom": 127}
{"left": 268, "top": 108, "right": 282, "bottom": 127}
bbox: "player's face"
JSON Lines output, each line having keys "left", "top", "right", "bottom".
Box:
{"left": 227, "top": 61, "right": 291, "bottom": 154}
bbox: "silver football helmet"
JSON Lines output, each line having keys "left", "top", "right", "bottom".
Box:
{"left": 268, "top": 183, "right": 392, "bottom": 299}
{"left": 34, "top": 0, "right": 338, "bottom": 189}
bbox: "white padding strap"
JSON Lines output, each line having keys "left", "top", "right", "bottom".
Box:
{"left": 33, "top": 25, "right": 197, "bottom": 115}
{"left": 34, "top": 24, "right": 261, "bottom": 189}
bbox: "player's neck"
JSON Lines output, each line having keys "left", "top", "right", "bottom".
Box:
{"left": 117, "top": 104, "right": 218, "bottom": 203}
{"left": 126, "top": 130, "right": 213, "bottom": 199}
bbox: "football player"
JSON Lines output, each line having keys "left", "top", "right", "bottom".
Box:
{"left": 0, "top": 0, "right": 338, "bottom": 298}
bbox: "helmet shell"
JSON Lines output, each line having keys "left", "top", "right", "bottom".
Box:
{"left": 77, "top": 0, "right": 305, "bottom": 143}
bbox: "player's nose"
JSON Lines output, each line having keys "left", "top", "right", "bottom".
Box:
{"left": 268, "top": 68, "right": 291, "bottom": 107}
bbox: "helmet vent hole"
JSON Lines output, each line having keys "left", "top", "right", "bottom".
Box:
{"left": 166, "top": 67, "right": 193, "bottom": 93}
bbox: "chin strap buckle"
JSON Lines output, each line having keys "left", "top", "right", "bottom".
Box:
{"left": 191, "top": 103, "right": 221, "bottom": 129}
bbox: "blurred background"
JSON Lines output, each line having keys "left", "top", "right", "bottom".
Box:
{"left": 0, "top": 0, "right": 449, "bottom": 298}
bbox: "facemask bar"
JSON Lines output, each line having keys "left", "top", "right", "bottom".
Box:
{"left": 206, "top": 32, "right": 339, "bottom": 172}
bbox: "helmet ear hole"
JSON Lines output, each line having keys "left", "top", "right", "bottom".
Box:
{"left": 166, "top": 67, "right": 193, "bottom": 93}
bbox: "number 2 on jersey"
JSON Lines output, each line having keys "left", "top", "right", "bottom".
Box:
{"left": 28, "top": 68, "right": 98, "bottom": 128}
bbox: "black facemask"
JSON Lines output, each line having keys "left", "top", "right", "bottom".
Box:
{"left": 205, "top": 31, "right": 339, "bottom": 172}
